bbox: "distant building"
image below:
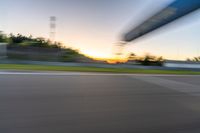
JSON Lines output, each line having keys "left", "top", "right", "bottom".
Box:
{"left": 164, "top": 60, "right": 200, "bottom": 69}
{"left": 0, "top": 31, "right": 7, "bottom": 57}
{"left": 0, "top": 43, "right": 7, "bottom": 59}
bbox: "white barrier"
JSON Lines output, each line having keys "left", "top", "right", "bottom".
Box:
{"left": 164, "top": 60, "right": 200, "bottom": 69}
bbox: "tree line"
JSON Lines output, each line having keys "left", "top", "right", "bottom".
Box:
{"left": 0, "top": 32, "right": 90, "bottom": 62}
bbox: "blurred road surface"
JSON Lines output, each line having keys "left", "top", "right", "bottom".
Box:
{"left": 1, "top": 72, "right": 200, "bottom": 133}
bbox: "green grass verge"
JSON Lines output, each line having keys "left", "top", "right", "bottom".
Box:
{"left": 0, "top": 64, "right": 200, "bottom": 75}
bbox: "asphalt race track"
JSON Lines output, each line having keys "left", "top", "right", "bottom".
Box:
{"left": 1, "top": 72, "right": 200, "bottom": 133}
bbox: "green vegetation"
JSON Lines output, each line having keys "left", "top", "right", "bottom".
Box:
{"left": 0, "top": 31, "right": 7, "bottom": 43}
{"left": 0, "top": 32, "right": 91, "bottom": 62}
{"left": 128, "top": 53, "right": 164, "bottom": 66}
{"left": 0, "top": 64, "right": 200, "bottom": 75}
{"left": 187, "top": 56, "right": 200, "bottom": 62}
{"left": 7, "top": 34, "right": 62, "bottom": 48}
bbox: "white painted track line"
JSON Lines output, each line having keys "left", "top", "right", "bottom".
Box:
{"left": 0, "top": 71, "right": 200, "bottom": 76}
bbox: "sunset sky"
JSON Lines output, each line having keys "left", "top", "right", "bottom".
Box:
{"left": 1, "top": 0, "right": 200, "bottom": 60}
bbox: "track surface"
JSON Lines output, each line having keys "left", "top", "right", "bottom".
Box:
{"left": 1, "top": 72, "right": 200, "bottom": 133}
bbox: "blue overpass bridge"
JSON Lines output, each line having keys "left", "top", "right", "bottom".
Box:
{"left": 123, "top": 0, "right": 200, "bottom": 42}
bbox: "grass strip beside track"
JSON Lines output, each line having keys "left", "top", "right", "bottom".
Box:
{"left": 0, "top": 64, "right": 200, "bottom": 75}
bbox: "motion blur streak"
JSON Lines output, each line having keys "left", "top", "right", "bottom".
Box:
{"left": 123, "top": 0, "right": 200, "bottom": 42}
{"left": 1, "top": 74, "right": 200, "bottom": 133}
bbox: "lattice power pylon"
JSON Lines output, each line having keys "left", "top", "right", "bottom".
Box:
{"left": 49, "top": 16, "right": 56, "bottom": 42}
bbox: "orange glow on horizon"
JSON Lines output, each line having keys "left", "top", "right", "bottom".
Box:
{"left": 79, "top": 49, "right": 128, "bottom": 63}
{"left": 65, "top": 41, "right": 189, "bottom": 63}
